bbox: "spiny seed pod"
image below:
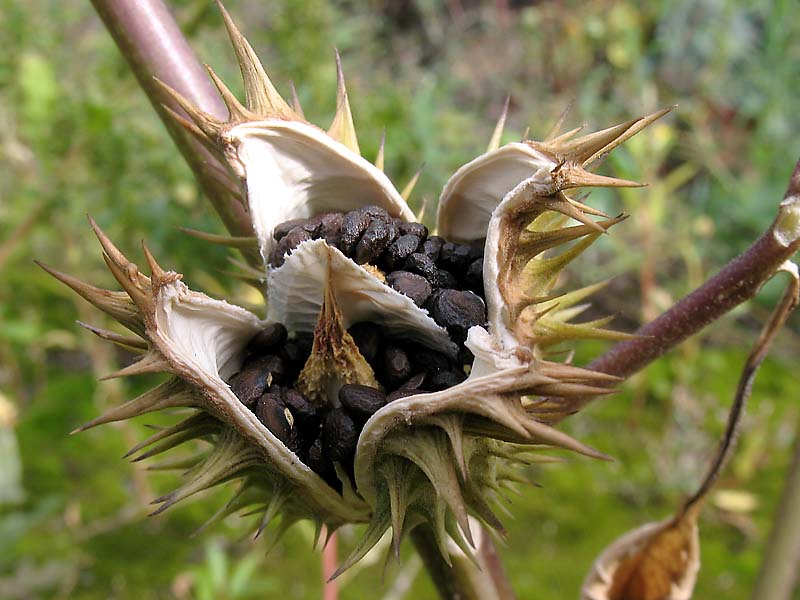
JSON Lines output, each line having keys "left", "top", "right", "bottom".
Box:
{"left": 38, "top": 1, "right": 672, "bottom": 577}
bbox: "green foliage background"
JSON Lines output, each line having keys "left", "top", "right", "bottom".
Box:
{"left": 2, "top": 0, "right": 799, "bottom": 598}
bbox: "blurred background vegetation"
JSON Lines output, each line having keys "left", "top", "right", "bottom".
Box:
{"left": 2, "top": 0, "right": 799, "bottom": 598}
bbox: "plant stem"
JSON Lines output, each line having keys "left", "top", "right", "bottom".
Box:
{"left": 90, "top": 0, "right": 255, "bottom": 244}
{"left": 751, "top": 420, "right": 800, "bottom": 599}
{"left": 321, "top": 528, "right": 338, "bottom": 600}
{"left": 410, "top": 525, "right": 515, "bottom": 600}
{"left": 586, "top": 158, "right": 800, "bottom": 383}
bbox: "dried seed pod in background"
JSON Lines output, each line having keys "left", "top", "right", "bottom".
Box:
{"left": 582, "top": 266, "right": 799, "bottom": 600}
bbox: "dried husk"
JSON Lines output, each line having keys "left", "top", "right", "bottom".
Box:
{"left": 44, "top": 1, "right": 677, "bottom": 574}
{"left": 581, "top": 511, "right": 700, "bottom": 600}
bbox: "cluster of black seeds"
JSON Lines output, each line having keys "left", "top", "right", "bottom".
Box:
{"left": 228, "top": 314, "right": 481, "bottom": 491}
{"left": 230, "top": 210, "right": 491, "bottom": 490}
{"left": 268, "top": 205, "right": 487, "bottom": 306}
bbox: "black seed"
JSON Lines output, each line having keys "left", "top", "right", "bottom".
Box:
{"left": 245, "top": 323, "right": 288, "bottom": 355}
{"left": 356, "top": 205, "right": 391, "bottom": 222}
{"left": 269, "top": 227, "right": 311, "bottom": 267}
{"left": 398, "top": 221, "right": 428, "bottom": 238}
{"left": 306, "top": 436, "right": 340, "bottom": 491}
{"left": 251, "top": 354, "right": 287, "bottom": 385}
{"left": 386, "top": 388, "right": 427, "bottom": 402}
{"left": 256, "top": 391, "right": 299, "bottom": 452}
{"left": 404, "top": 252, "right": 438, "bottom": 283}
{"left": 339, "top": 384, "right": 386, "bottom": 418}
{"left": 465, "top": 258, "right": 484, "bottom": 293}
{"left": 409, "top": 345, "right": 452, "bottom": 375}
{"left": 468, "top": 238, "right": 486, "bottom": 260}
{"left": 433, "top": 268, "right": 458, "bottom": 289}
{"left": 354, "top": 219, "right": 398, "bottom": 264}
{"left": 338, "top": 211, "right": 371, "bottom": 256}
{"left": 283, "top": 388, "right": 320, "bottom": 446}
{"left": 386, "top": 271, "right": 432, "bottom": 307}
{"left": 427, "top": 369, "right": 467, "bottom": 391}
{"left": 427, "top": 289, "right": 487, "bottom": 344}
{"left": 348, "top": 322, "right": 382, "bottom": 364}
{"left": 283, "top": 387, "right": 317, "bottom": 422}
{"left": 301, "top": 211, "right": 336, "bottom": 238}
{"left": 382, "top": 346, "right": 412, "bottom": 386}
{"left": 422, "top": 236, "right": 443, "bottom": 261}
{"left": 438, "top": 242, "right": 472, "bottom": 273}
{"left": 458, "top": 346, "right": 475, "bottom": 366}
{"left": 322, "top": 408, "right": 359, "bottom": 462}
{"left": 382, "top": 234, "right": 421, "bottom": 270}
{"left": 229, "top": 365, "right": 271, "bottom": 407}
{"left": 306, "top": 436, "right": 324, "bottom": 469}
{"left": 281, "top": 333, "right": 314, "bottom": 377}
{"left": 273, "top": 219, "right": 310, "bottom": 241}
{"left": 399, "top": 372, "right": 426, "bottom": 391}
{"left": 316, "top": 212, "right": 344, "bottom": 244}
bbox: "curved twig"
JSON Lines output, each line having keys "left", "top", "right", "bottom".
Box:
{"left": 587, "top": 158, "right": 800, "bottom": 385}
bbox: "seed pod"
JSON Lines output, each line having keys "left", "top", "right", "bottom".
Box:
{"left": 382, "top": 346, "right": 412, "bottom": 386}
{"left": 322, "top": 408, "right": 359, "bottom": 462}
{"left": 61, "top": 28, "right": 670, "bottom": 578}
{"left": 354, "top": 219, "right": 398, "bottom": 264}
{"left": 245, "top": 322, "right": 288, "bottom": 355}
{"left": 339, "top": 384, "right": 387, "bottom": 419}
{"left": 385, "top": 271, "right": 432, "bottom": 307}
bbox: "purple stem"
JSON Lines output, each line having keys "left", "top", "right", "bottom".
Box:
{"left": 587, "top": 159, "right": 800, "bottom": 382}
{"left": 90, "top": 0, "right": 254, "bottom": 243}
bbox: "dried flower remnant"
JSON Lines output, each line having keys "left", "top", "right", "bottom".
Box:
{"left": 582, "top": 266, "right": 799, "bottom": 600}
{"left": 42, "top": 1, "right": 675, "bottom": 576}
